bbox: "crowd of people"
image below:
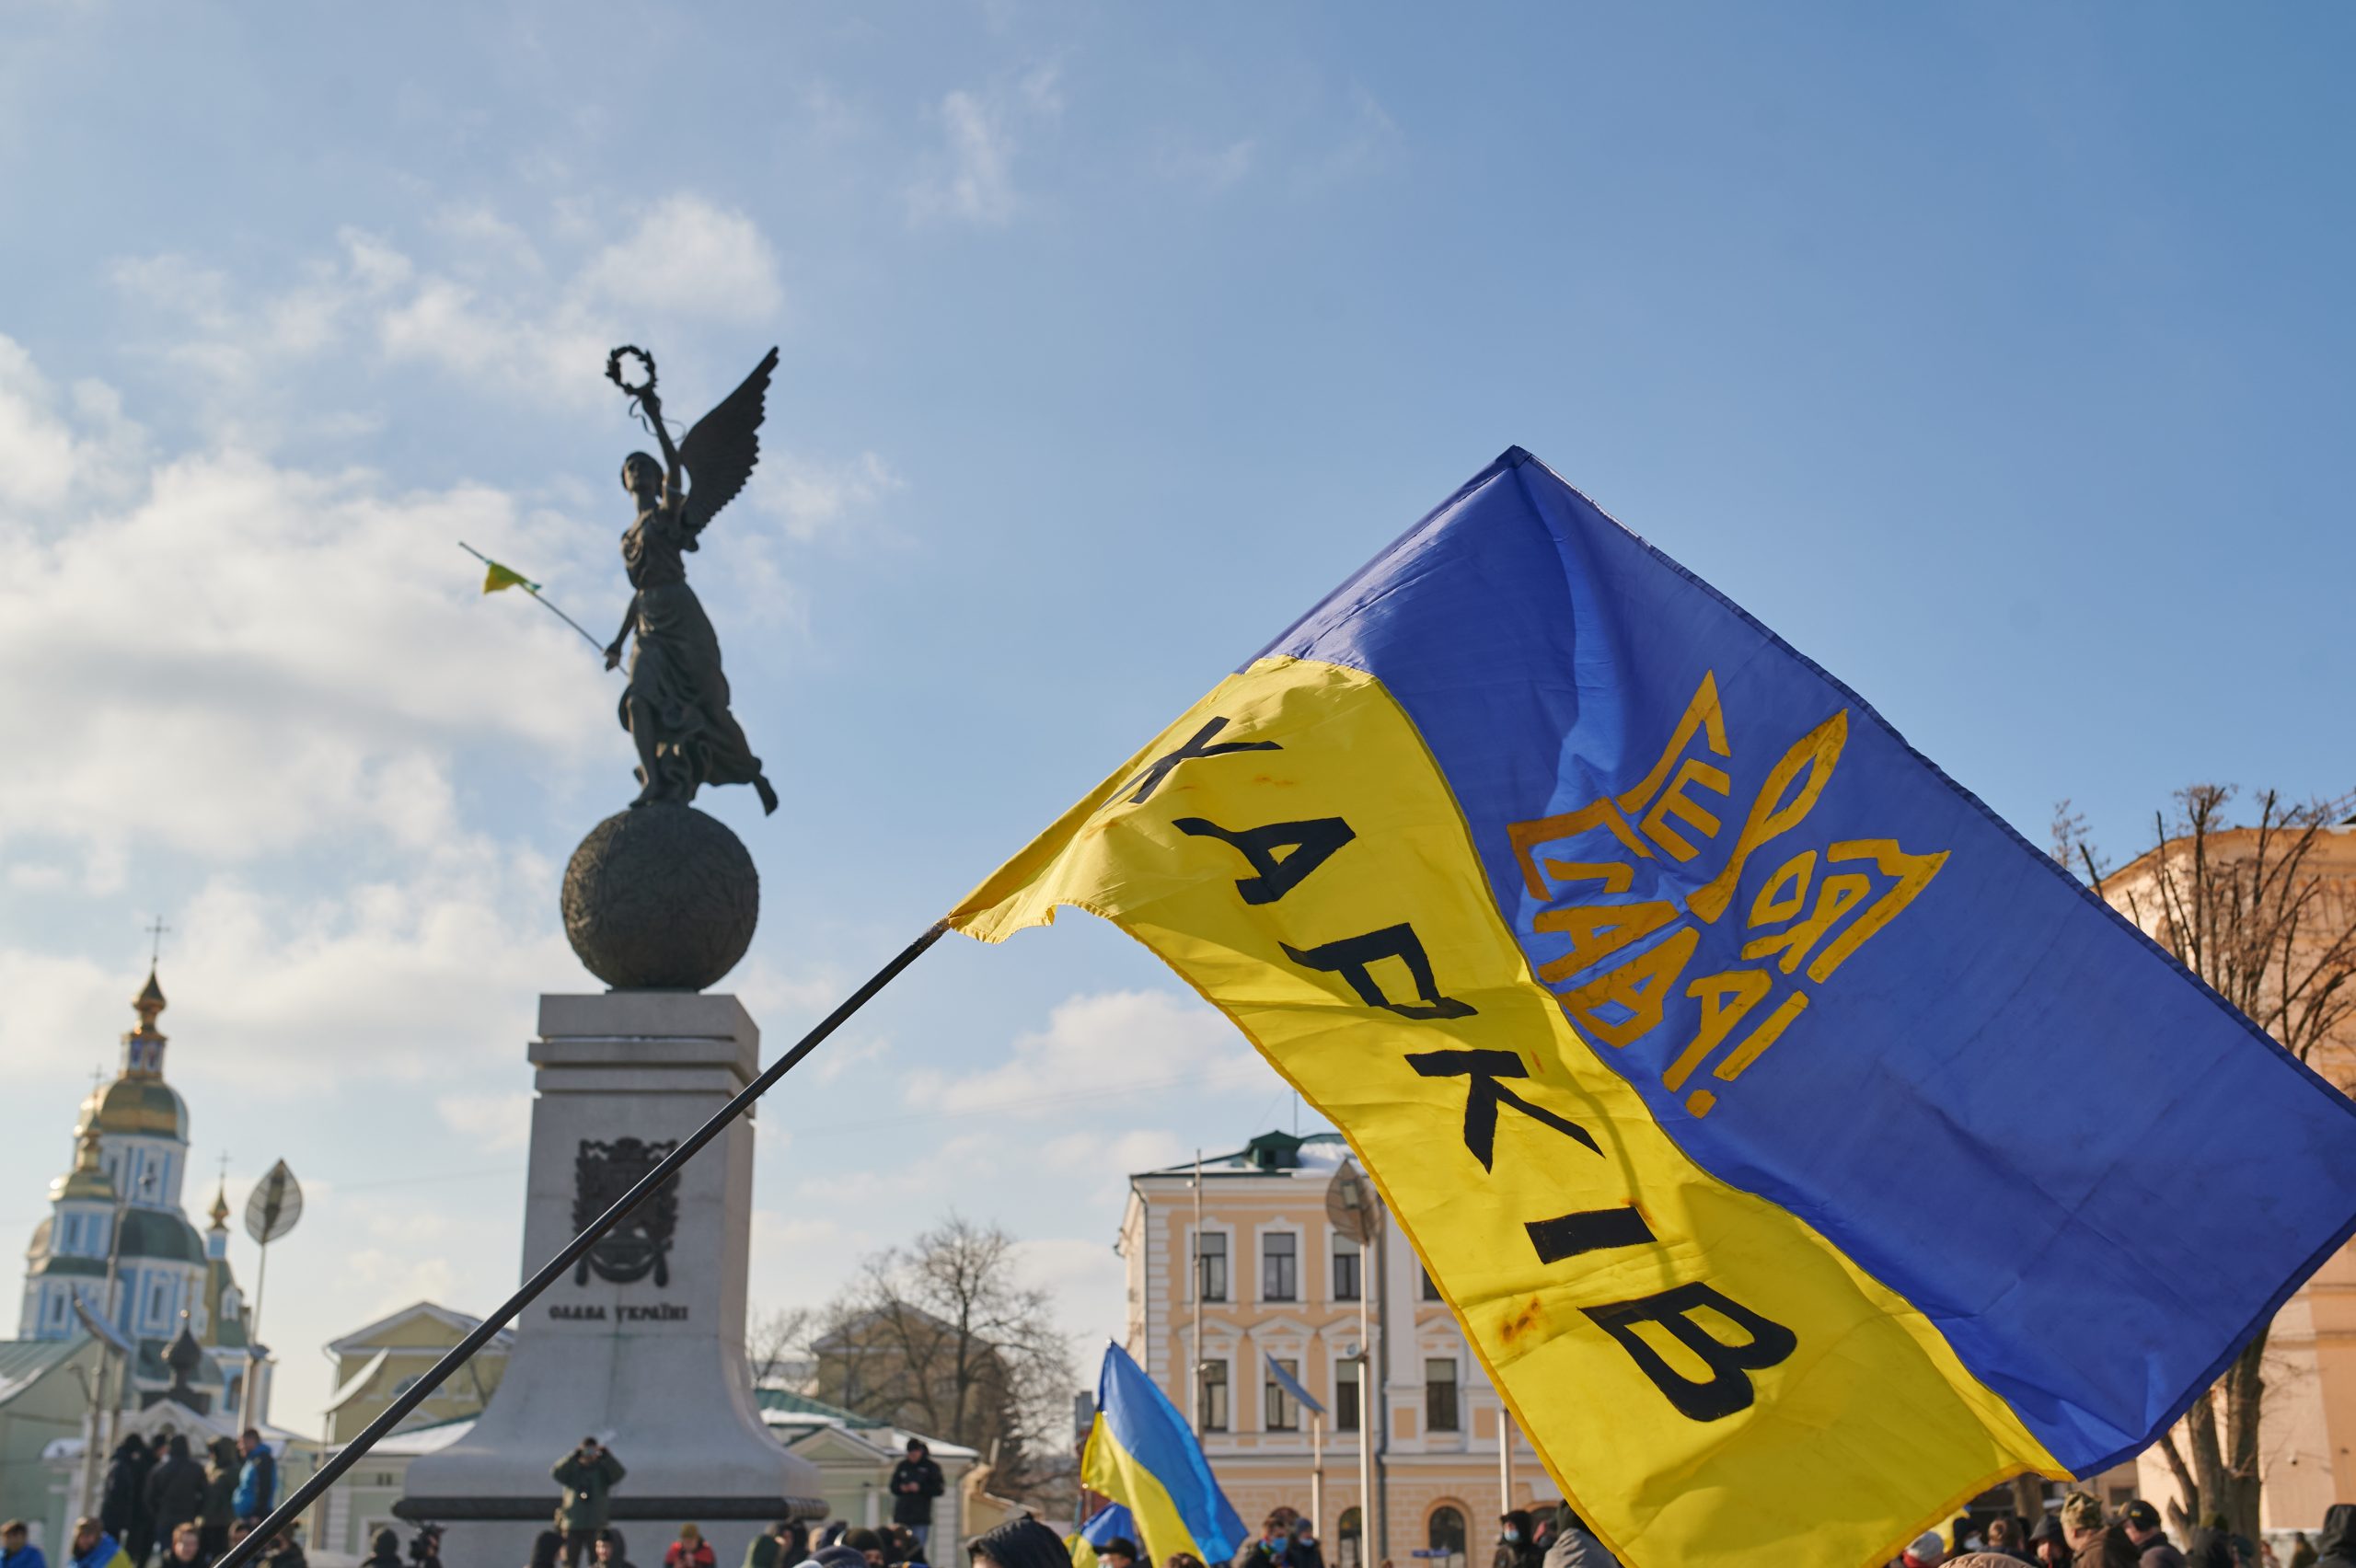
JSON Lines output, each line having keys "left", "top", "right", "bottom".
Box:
{"left": 530, "top": 1436, "right": 949, "bottom": 1568}
{"left": 0, "top": 1428, "right": 294, "bottom": 1568}
{"left": 1885, "top": 1493, "right": 2356, "bottom": 1568}
{"left": 35, "top": 1422, "right": 2348, "bottom": 1568}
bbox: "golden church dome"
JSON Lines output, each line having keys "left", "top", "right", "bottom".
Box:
{"left": 48, "top": 1126, "right": 116, "bottom": 1204}
{"left": 79, "top": 1077, "right": 189, "bottom": 1138}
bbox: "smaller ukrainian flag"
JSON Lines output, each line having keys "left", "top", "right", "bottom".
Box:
{"left": 1068, "top": 1503, "right": 1140, "bottom": 1568}
{"left": 481, "top": 559, "right": 538, "bottom": 594}
{"left": 1081, "top": 1343, "right": 1244, "bottom": 1568}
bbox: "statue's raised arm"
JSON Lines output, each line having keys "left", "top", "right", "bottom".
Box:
{"left": 604, "top": 344, "right": 781, "bottom": 816}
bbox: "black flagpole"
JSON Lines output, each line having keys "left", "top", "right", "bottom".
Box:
{"left": 213, "top": 921, "right": 951, "bottom": 1568}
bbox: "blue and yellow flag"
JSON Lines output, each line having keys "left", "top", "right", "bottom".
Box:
{"left": 1080, "top": 1343, "right": 1245, "bottom": 1568}
{"left": 1068, "top": 1504, "right": 1141, "bottom": 1568}
{"left": 952, "top": 450, "right": 2356, "bottom": 1568}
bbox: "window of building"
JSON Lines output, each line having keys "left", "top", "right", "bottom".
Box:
{"left": 1332, "top": 1234, "right": 1361, "bottom": 1301}
{"left": 1197, "top": 1358, "right": 1230, "bottom": 1431}
{"left": 49, "top": 1292, "right": 65, "bottom": 1325}
{"left": 1427, "top": 1505, "right": 1467, "bottom": 1568}
{"left": 149, "top": 1278, "right": 168, "bottom": 1326}
{"left": 1197, "top": 1231, "right": 1228, "bottom": 1304}
{"left": 1426, "top": 1356, "right": 1460, "bottom": 1432}
{"left": 1334, "top": 1356, "right": 1361, "bottom": 1432}
{"left": 1263, "top": 1231, "right": 1298, "bottom": 1302}
{"left": 1337, "top": 1509, "right": 1363, "bottom": 1568}
{"left": 1421, "top": 1267, "right": 1443, "bottom": 1302}
{"left": 1265, "top": 1357, "right": 1300, "bottom": 1431}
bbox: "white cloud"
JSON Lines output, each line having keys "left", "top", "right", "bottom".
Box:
{"left": 808, "top": 1032, "right": 894, "bottom": 1086}
{"left": 0, "top": 347, "right": 610, "bottom": 881}
{"left": 1043, "top": 1126, "right": 1189, "bottom": 1176}
{"left": 578, "top": 195, "right": 782, "bottom": 323}
{"left": 1158, "top": 138, "right": 1256, "bottom": 195}
{"left": 436, "top": 1090, "right": 535, "bottom": 1152}
{"left": 902, "top": 989, "right": 1268, "bottom": 1119}
{"left": 907, "top": 71, "right": 1061, "bottom": 228}
{"left": 1014, "top": 1234, "right": 1124, "bottom": 1342}
{"left": 794, "top": 1131, "right": 996, "bottom": 1202}
{"left": 113, "top": 196, "right": 783, "bottom": 415}
{"left": 0, "top": 337, "right": 145, "bottom": 511}
{"left": 155, "top": 853, "right": 571, "bottom": 1090}
{"left": 763, "top": 450, "right": 904, "bottom": 544}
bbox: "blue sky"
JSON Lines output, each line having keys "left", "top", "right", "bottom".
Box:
{"left": 1, "top": 4, "right": 2350, "bottom": 1427}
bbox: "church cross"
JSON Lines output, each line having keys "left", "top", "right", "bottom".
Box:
{"left": 144, "top": 916, "right": 172, "bottom": 966}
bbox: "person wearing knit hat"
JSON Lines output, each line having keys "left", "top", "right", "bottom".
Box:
{"left": 2058, "top": 1494, "right": 2136, "bottom": 1568}
{"left": 1900, "top": 1530, "right": 1947, "bottom": 1568}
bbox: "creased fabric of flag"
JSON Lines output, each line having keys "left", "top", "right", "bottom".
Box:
{"left": 1069, "top": 1503, "right": 1140, "bottom": 1568}
{"left": 1080, "top": 1343, "right": 1245, "bottom": 1568}
{"left": 481, "top": 559, "right": 537, "bottom": 594}
{"left": 950, "top": 448, "right": 2356, "bottom": 1568}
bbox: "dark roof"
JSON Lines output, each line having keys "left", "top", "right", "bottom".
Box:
{"left": 27, "top": 1253, "right": 106, "bottom": 1278}
{"left": 755, "top": 1387, "right": 886, "bottom": 1429}
{"left": 119, "top": 1208, "right": 206, "bottom": 1265}
{"left": 135, "top": 1339, "right": 224, "bottom": 1388}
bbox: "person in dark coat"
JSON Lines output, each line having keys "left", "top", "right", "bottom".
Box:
{"left": 889, "top": 1442, "right": 945, "bottom": 1554}
{"left": 2313, "top": 1505, "right": 2356, "bottom": 1568}
{"left": 101, "top": 1436, "right": 153, "bottom": 1568}
{"left": 144, "top": 1437, "right": 208, "bottom": 1551}
{"left": 198, "top": 1441, "right": 237, "bottom": 1560}
{"left": 2119, "top": 1503, "right": 2182, "bottom": 1568}
{"left": 359, "top": 1529, "right": 402, "bottom": 1568}
{"left": 1492, "top": 1513, "right": 1537, "bottom": 1568}
{"left": 966, "top": 1521, "right": 1068, "bottom": 1568}
{"left": 1287, "top": 1523, "right": 1322, "bottom": 1568}
{"left": 552, "top": 1438, "right": 626, "bottom": 1568}
{"left": 1231, "top": 1515, "right": 1294, "bottom": 1568}
{"left": 743, "top": 1524, "right": 798, "bottom": 1568}
{"left": 2182, "top": 1517, "right": 2236, "bottom": 1568}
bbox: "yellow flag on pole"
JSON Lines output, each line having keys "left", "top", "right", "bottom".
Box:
{"left": 481, "top": 560, "right": 538, "bottom": 594}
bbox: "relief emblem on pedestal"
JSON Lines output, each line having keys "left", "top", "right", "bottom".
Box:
{"left": 573, "top": 1136, "right": 681, "bottom": 1287}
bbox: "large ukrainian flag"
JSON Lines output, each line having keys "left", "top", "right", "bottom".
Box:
{"left": 1081, "top": 1343, "right": 1246, "bottom": 1568}
{"left": 951, "top": 450, "right": 2356, "bottom": 1568}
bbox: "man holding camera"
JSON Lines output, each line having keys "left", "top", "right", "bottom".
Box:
{"left": 552, "top": 1438, "right": 627, "bottom": 1568}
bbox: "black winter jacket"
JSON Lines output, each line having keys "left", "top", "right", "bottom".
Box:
{"left": 2315, "top": 1503, "right": 2356, "bottom": 1568}
{"left": 144, "top": 1456, "right": 209, "bottom": 1535}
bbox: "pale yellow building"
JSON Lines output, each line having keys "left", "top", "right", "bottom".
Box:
{"left": 323, "top": 1301, "right": 514, "bottom": 1443}
{"left": 1118, "top": 1131, "right": 1545, "bottom": 1568}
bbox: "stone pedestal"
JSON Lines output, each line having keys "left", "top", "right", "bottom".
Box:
{"left": 400, "top": 994, "right": 822, "bottom": 1568}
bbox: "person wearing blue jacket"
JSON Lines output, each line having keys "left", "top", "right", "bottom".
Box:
{"left": 232, "top": 1433, "right": 275, "bottom": 1525}
{"left": 68, "top": 1518, "right": 129, "bottom": 1568}
{"left": 3, "top": 1518, "right": 52, "bottom": 1568}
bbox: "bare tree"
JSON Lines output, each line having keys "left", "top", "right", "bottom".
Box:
{"left": 2067, "top": 784, "right": 2356, "bottom": 1539}
{"left": 745, "top": 1304, "right": 817, "bottom": 1391}
{"left": 813, "top": 1213, "right": 1078, "bottom": 1504}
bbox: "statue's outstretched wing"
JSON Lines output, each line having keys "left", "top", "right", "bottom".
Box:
{"left": 678, "top": 346, "right": 780, "bottom": 540}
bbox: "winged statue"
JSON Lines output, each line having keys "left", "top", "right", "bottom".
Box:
{"left": 602, "top": 345, "right": 780, "bottom": 813}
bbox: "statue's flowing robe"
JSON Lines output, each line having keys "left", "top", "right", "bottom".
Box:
{"left": 618, "top": 503, "right": 767, "bottom": 797}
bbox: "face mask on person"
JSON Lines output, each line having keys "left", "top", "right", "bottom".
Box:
{"left": 1504, "top": 1533, "right": 1519, "bottom": 1545}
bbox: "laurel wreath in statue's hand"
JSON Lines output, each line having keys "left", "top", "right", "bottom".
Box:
{"left": 606, "top": 345, "right": 658, "bottom": 401}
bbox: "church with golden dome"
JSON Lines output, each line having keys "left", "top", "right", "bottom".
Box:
{"left": 15, "top": 966, "right": 266, "bottom": 1418}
